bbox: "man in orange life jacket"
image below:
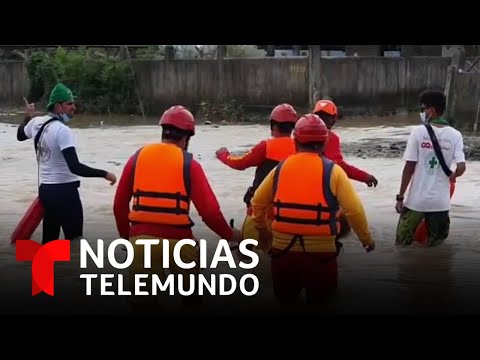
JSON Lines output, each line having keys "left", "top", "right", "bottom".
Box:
{"left": 313, "top": 99, "right": 378, "bottom": 238}
{"left": 250, "top": 114, "right": 375, "bottom": 305}
{"left": 215, "top": 103, "right": 298, "bottom": 251}
{"left": 113, "top": 105, "right": 242, "bottom": 308}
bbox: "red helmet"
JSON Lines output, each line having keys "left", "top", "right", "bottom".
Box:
{"left": 293, "top": 114, "right": 329, "bottom": 143}
{"left": 270, "top": 103, "right": 298, "bottom": 123}
{"left": 313, "top": 99, "right": 338, "bottom": 117}
{"left": 159, "top": 105, "right": 195, "bottom": 135}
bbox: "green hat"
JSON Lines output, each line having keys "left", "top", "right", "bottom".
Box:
{"left": 47, "top": 83, "right": 75, "bottom": 111}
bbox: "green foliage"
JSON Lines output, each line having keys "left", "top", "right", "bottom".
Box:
{"left": 26, "top": 48, "right": 138, "bottom": 114}
{"left": 199, "top": 99, "right": 247, "bottom": 122}
{"left": 24, "top": 46, "right": 266, "bottom": 116}
{"left": 26, "top": 51, "right": 58, "bottom": 102}
{"left": 135, "top": 46, "right": 164, "bottom": 59}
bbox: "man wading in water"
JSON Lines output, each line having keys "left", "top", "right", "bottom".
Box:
{"left": 395, "top": 90, "right": 466, "bottom": 246}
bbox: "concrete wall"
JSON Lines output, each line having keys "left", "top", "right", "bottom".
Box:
{"left": 443, "top": 45, "right": 480, "bottom": 57}
{"left": 0, "top": 61, "right": 28, "bottom": 107}
{"left": 222, "top": 58, "right": 308, "bottom": 106}
{"left": 401, "top": 45, "right": 443, "bottom": 56}
{"left": 132, "top": 56, "right": 451, "bottom": 114}
{"left": 345, "top": 45, "right": 381, "bottom": 56}
{"left": 133, "top": 59, "right": 220, "bottom": 114}
{"left": 403, "top": 57, "right": 451, "bottom": 109}
{"left": 0, "top": 56, "right": 476, "bottom": 122}
{"left": 453, "top": 73, "right": 480, "bottom": 130}
{"left": 313, "top": 57, "right": 450, "bottom": 113}
{"left": 132, "top": 57, "right": 309, "bottom": 113}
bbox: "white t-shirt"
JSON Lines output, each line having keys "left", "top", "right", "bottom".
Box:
{"left": 402, "top": 124, "right": 465, "bottom": 212}
{"left": 24, "top": 115, "right": 79, "bottom": 184}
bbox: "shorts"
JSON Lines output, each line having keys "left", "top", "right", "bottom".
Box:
{"left": 396, "top": 207, "right": 450, "bottom": 247}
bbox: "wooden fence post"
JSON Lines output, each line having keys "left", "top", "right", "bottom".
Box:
{"left": 308, "top": 45, "right": 322, "bottom": 110}
{"left": 217, "top": 45, "right": 226, "bottom": 103}
{"left": 444, "top": 49, "right": 466, "bottom": 125}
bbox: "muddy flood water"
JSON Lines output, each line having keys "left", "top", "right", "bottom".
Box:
{"left": 1, "top": 113, "right": 480, "bottom": 316}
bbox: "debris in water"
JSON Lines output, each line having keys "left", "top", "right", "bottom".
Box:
{"left": 107, "top": 161, "right": 122, "bottom": 166}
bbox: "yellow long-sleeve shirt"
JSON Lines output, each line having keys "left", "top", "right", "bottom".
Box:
{"left": 251, "top": 155, "right": 374, "bottom": 253}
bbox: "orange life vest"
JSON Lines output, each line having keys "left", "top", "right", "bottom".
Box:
{"left": 271, "top": 153, "right": 339, "bottom": 237}
{"left": 128, "top": 143, "right": 193, "bottom": 227}
{"left": 244, "top": 137, "right": 296, "bottom": 207}
{"left": 265, "top": 137, "right": 296, "bottom": 162}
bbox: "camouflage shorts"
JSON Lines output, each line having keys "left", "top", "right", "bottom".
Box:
{"left": 395, "top": 207, "right": 450, "bottom": 247}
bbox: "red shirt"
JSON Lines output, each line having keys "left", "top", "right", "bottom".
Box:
{"left": 217, "top": 140, "right": 270, "bottom": 216}
{"left": 218, "top": 134, "right": 370, "bottom": 184}
{"left": 323, "top": 131, "right": 370, "bottom": 183}
{"left": 217, "top": 140, "right": 267, "bottom": 169}
{"left": 113, "top": 153, "right": 233, "bottom": 241}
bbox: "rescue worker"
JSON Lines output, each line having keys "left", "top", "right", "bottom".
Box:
{"left": 113, "top": 105, "right": 242, "bottom": 308}
{"left": 250, "top": 114, "right": 375, "bottom": 305}
{"left": 313, "top": 99, "right": 378, "bottom": 238}
{"left": 215, "top": 103, "right": 298, "bottom": 250}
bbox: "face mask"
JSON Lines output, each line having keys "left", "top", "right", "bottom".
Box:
{"left": 419, "top": 112, "right": 429, "bottom": 124}
{"left": 59, "top": 113, "right": 72, "bottom": 123}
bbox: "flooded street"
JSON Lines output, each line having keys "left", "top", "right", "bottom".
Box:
{"left": 1, "top": 114, "right": 480, "bottom": 315}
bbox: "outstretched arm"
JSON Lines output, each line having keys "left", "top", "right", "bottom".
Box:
{"left": 62, "top": 147, "right": 109, "bottom": 178}
{"left": 216, "top": 141, "right": 267, "bottom": 170}
{"left": 57, "top": 126, "right": 110, "bottom": 179}
{"left": 331, "top": 166, "right": 374, "bottom": 251}
{"left": 324, "top": 131, "right": 377, "bottom": 185}
{"left": 336, "top": 158, "right": 377, "bottom": 186}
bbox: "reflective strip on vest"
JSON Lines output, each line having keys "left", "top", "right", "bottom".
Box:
{"left": 128, "top": 143, "right": 193, "bottom": 227}
{"left": 271, "top": 154, "right": 339, "bottom": 236}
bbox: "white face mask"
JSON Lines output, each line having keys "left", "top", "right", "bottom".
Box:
{"left": 59, "top": 112, "right": 73, "bottom": 123}
{"left": 420, "top": 112, "right": 428, "bottom": 124}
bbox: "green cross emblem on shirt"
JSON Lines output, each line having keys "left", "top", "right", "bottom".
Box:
{"left": 429, "top": 156, "right": 438, "bottom": 169}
